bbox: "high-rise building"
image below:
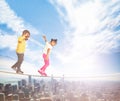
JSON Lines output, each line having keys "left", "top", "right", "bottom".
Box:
{"left": 4, "top": 84, "right": 12, "bottom": 95}
{"left": 22, "top": 79, "right": 27, "bottom": 86}
{"left": 0, "top": 93, "right": 5, "bottom": 101}
{"left": 0, "top": 83, "right": 4, "bottom": 92}
{"left": 18, "top": 81, "right": 22, "bottom": 88}
{"left": 29, "top": 75, "right": 32, "bottom": 85}
{"left": 12, "top": 85, "right": 17, "bottom": 93}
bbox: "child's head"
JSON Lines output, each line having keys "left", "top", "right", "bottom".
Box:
{"left": 50, "top": 39, "right": 57, "bottom": 46}
{"left": 22, "top": 30, "right": 30, "bottom": 40}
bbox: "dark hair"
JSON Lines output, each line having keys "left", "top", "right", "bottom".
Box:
{"left": 51, "top": 38, "right": 57, "bottom": 43}
{"left": 22, "top": 30, "right": 30, "bottom": 36}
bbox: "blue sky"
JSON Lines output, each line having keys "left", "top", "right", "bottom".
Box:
{"left": 0, "top": 0, "right": 120, "bottom": 77}
{"left": 5, "top": 0, "right": 64, "bottom": 36}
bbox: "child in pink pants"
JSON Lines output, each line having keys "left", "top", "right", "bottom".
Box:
{"left": 38, "top": 35, "right": 57, "bottom": 76}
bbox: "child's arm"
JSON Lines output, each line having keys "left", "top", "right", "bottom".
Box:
{"left": 42, "top": 35, "right": 47, "bottom": 42}
{"left": 18, "top": 36, "right": 25, "bottom": 43}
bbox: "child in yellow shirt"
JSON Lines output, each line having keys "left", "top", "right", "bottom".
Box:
{"left": 11, "top": 30, "right": 30, "bottom": 73}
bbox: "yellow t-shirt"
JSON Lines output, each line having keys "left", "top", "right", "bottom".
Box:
{"left": 16, "top": 36, "right": 26, "bottom": 53}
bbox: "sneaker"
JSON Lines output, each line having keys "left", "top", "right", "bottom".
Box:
{"left": 19, "top": 70, "right": 24, "bottom": 74}
{"left": 38, "top": 70, "right": 43, "bottom": 75}
{"left": 16, "top": 70, "right": 23, "bottom": 74}
{"left": 11, "top": 67, "right": 16, "bottom": 71}
{"left": 42, "top": 71, "right": 47, "bottom": 76}
{"left": 43, "top": 72, "right": 47, "bottom": 76}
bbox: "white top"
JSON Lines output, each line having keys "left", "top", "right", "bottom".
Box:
{"left": 43, "top": 42, "right": 52, "bottom": 54}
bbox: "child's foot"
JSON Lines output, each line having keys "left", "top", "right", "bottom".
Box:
{"left": 44, "top": 73, "right": 47, "bottom": 76}
{"left": 38, "top": 70, "right": 43, "bottom": 75}
{"left": 11, "top": 67, "right": 16, "bottom": 71}
{"left": 16, "top": 70, "right": 23, "bottom": 74}
{"left": 42, "top": 72, "right": 47, "bottom": 76}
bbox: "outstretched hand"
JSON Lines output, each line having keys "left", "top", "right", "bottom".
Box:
{"left": 42, "top": 35, "right": 47, "bottom": 42}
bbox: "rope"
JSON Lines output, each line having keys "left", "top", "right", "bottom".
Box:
{"left": 0, "top": 70, "right": 120, "bottom": 79}
{"left": 0, "top": 70, "right": 63, "bottom": 78}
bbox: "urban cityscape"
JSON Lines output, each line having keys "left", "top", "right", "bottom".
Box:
{"left": 0, "top": 72, "right": 120, "bottom": 101}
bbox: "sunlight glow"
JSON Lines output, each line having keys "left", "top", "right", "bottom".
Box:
{"left": 51, "top": 0, "right": 120, "bottom": 75}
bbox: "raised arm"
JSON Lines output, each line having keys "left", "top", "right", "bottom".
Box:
{"left": 42, "top": 35, "right": 47, "bottom": 42}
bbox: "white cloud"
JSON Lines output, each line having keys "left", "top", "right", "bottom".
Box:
{"left": 0, "top": 0, "right": 43, "bottom": 49}
{"left": 0, "top": 0, "right": 44, "bottom": 68}
{"left": 0, "top": 0, "right": 120, "bottom": 76}
{"left": 0, "top": 0, "right": 39, "bottom": 35}
{"left": 50, "top": 0, "right": 120, "bottom": 74}
{"left": 0, "top": 31, "right": 44, "bottom": 68}
{"left": 1, "top": 56, "right": 120, "bottom": 81}
{"left": 0, "top": 0, "right": 24, "bottom": 34}
{"left": 0, "top": 56, "right": 61, "bottom": 77}
{"left": 0, "top": 0, "right": 43, "bottom": 47}
{"left": 0, "top": 56, "right": 38, "bottom": 75}
{"left": 0, "top": 33, "right": 17, "bottom": 50}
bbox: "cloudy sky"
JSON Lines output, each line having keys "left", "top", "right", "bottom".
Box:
{"left": 0, "top": 0, "right": 120, "bottom": 77}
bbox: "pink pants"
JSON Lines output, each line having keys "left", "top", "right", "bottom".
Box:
{"left": 40, "top": 54, "right": 49, "bottom": 72}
